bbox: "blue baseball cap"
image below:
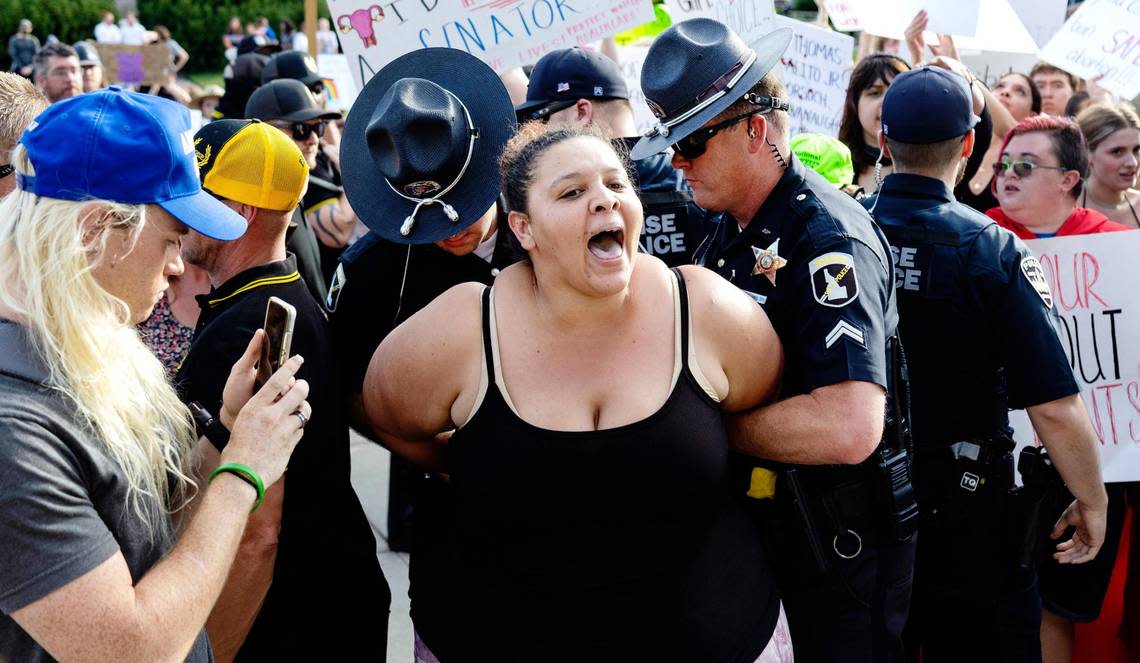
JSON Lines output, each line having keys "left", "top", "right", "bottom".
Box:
{"left": 881, "top": 67, "right": 980, "bottom": 145}
{"left": 18, "top": 87, "right": 247, "bottom": 240}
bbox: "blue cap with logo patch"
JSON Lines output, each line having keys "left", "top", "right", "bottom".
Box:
{"left": 17, "top": 87, "right": 247, "bottom": 240}
{"left": 880, "top": 66, "right": 980, "bottom": 145}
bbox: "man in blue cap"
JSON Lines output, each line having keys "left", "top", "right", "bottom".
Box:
{"left": 634, "top": 19, "right": 914, "bottom": 662}
{"left": 518, "top": 47, "right": 710, "bottom": 266}
{"left": 865, "top": 65, "right": 1107, "bottom": 661}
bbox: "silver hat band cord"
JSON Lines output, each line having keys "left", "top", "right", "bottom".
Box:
{"left": 386, "top": 89, "right": 479, "bottom": 237}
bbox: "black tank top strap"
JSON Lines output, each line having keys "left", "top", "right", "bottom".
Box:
{"left": 480, "top": 285, "right": 494, "bottom": 381}
{"left": 670, "top": 266, "right": 691, "bottom": 364}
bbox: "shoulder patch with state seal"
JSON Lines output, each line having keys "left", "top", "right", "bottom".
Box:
{"left": 1020, "top": 256, "right": 1052, "bottom": 309}
{"left": 809, "top": 252, "right": 859, "bottom": 308}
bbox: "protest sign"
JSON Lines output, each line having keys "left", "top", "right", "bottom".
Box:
{"left": 774, "top": 15, "right": 853, "bottom": 138}
{"left": 93, "top": 43, "right": 170, "bottom": 86}
{"left": 1040, "top": 0, "right": 1140, "bottom": 100}
{"left": 326, "top": 0, "right": 655, "bottom": 90}
{"left": 1008, "top": 0, "right": 1067, "bottom": 49}
{"left": 1008, "top": 231, "right": 1140, "bottom": 484}
{"left": 317, "top": 53, "right": 360, "bottom": 111}
{"left": 663, "top": 0, "right": 774, "bottom": 47}
{"left": 821, "top": 0, "right": 865, "bottom": 32}
{"left": 859, "top": 0, "right": 980, "bottom": 40}
{"left": 615, "top": 44, "right": 656, "bottom": 134}
{"left": 957, "top": 0, "right": 1047, "bottom": 86}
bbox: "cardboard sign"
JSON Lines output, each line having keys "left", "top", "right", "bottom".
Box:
{"left": 1008, "top": 231, "right": 1140, "bottom": 484}
{"left": 93, "top": 43, "right": 171, "bottom": 86}
{"left": 326, "top": 0, "right": 655, "bottom": 90}
{"left": 859, "top": 0, "right": 980, "bottom": 40}
{"left": 774, "top": 15, "right": 853, "bottom": 138}
{"left": 663, "top": 0, "right": 774, "bottom": 47}
{"left": 1040, "top": 0, "right": 1140, "bottom": 100}
{"left": 317, "top": 53, "right": 360, "bottom": 111}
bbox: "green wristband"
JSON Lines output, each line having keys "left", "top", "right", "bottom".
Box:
{"left": 208, "top": 463, "right": 265, "bottom": 513}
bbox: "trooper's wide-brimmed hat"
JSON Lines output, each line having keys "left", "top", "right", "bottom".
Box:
{"left": 341, "top": 48, "right": 516, "bottom": 244}
{"left": 630, "top": 19, "right": 792, "bottom": 161}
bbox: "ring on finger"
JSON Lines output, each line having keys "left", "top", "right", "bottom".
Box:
{"left": 293, "top": 410, "right": 308, "bottom": 427}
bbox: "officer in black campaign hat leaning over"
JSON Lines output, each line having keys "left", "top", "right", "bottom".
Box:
{"left": 518, "top": 47, "right": 711, "bottom": 266}
{"left": 633, "top": 19, "right": 915, "bottom": 662}
{"left": 865, "top": 66, "right": 1107, "bottom": 662}
{"left": 330, "top": 47, "right": 519, "bottom": 660}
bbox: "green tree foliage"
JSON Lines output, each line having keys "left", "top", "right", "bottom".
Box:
{"left": 2, "top": 1, "right": 331, "bottom": 74}
{"left": 1, "top": 0, "right": 116, "bottom": 69}
{"left": 143, "top": 0, "right": 331, "bottom": 73}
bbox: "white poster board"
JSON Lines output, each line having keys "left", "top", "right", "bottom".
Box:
{"left": 326, "top": 0, "right": 655, "bottom": 89}
{"left": 821, "top": 0, "right": 865, "bottom": 32}
{"left": 1008, "top": 0, "right": 1067, "bottom": 49}
{"left": 317, "top": 53, "right": 360, "bottom": 111}
{"left": 615, "top": 44, "right": 656, "bottom": 135}
{"left": 774, "top": 15, "right": 854, "bottom": 138}
{"left": 1008, "top": 231, "right": 1140, "bottom": 484}
{"left": 664, "top": 0, "right": 774, "bottom": 46}
{"left": 859, "top": 0, "right": 980, "bottom": 40}
{"left": 1040, "top": 0, "right": 1140, "bottom": 100}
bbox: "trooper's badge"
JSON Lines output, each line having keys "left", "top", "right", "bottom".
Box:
{"left": 809, "top": 252, "right": 859, "bottom": 308}
{"left": 327, "top": 263, "right": 346, "bottom": 312}
{"left": 1020, "top": 256, "right": 1053, "bottom": 309}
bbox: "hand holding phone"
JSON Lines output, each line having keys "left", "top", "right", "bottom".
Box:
{"left": 255, "top": 296, "right": 297, "bottom": 390}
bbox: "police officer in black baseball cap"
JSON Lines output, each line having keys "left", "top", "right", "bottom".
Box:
{"left": 519, "top": 46, "right": 712, "bottom": 267}
{"left": 634, "top": 19, "right": 914, "bottom": 662}
{"left": 864, "top": 65, "right": 1108, "bottom": 662}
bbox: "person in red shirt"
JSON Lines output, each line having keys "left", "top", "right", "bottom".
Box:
{"left": 987, "top": 114, "right": 1134, "bottom": 663}
{"left": 987, "top": 115, "right": 1131, "bottom": 238}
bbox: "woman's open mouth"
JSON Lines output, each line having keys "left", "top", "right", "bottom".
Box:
{"left": 587, "top": 227, "right": 625, "bottom": 260}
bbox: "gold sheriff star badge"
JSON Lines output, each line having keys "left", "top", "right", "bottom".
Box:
{"left": 752, "top": 240, "right": 786, "bottom": 285}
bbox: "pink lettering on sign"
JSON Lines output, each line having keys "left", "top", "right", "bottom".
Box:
{"left": 1037, "top": 251, "right": 1110, "bottom": 312}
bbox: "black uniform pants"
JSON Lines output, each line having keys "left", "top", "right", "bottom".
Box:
{"left": 753, "top": 484, "right": 917, "bottom": 663}
{"left": 905, "top": 453, "right": 1042, "bottom": 663}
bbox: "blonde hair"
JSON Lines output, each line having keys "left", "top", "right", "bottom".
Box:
{"left": 0, "top": 72, "right": 47, "bottom": 159}
{"left": 0, "top": 144, "right": 198, "bottom": 538}
{"left": 1077, "top": 102, "right": 1140, "bottom": 152}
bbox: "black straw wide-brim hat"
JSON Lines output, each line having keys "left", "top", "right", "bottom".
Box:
{"left": 630, "top": 19, "right": 791, "bottom": 161}
{"left": 341, "top": 48, "right": 516, "bottom": 244}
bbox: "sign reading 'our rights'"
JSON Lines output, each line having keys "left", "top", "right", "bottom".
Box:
{"left": 327, "top": 0, "right": 654, "bottom": 89}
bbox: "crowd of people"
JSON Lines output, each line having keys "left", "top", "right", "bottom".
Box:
{"left": 0, "top": 4, "right": 1137, "bottom": 663}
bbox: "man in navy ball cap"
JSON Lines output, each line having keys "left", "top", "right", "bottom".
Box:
{"left": 865, "top": 65, "right": 1108, "bottom": 661}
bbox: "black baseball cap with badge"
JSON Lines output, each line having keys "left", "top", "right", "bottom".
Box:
{"left": 261, "top": 50, "right": 324, "bottom": 88}
{"left": 515, "top": 47, "right": 629, "bottom": 123}
{"left": 245, "top": 78, "right": 341, "bottom": 123}
{"left": 630, "top": 19, "right": 792, "bottom": 161}
{"left": 340, "top": 47, "right": 516, "bottom": 244}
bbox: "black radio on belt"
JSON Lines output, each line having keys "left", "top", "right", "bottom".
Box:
{"left": 875, "top": 335, "right": 919, "bottom": 542}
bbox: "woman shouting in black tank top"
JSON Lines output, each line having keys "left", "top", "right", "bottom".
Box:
{"left": 362, "top": 124, "right": 793, "bottom": 662}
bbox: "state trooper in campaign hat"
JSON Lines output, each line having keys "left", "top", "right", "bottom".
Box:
{"left": 637, "top": 18, "right": 916, "bottom": 662}
{"left": 865, "top": 65, "right": 1107, "bottom": 662}
{"left": 331, "top": 49, "right": 521, "bottom": 654}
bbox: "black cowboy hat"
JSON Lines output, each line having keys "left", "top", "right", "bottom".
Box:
{"left": 341, "top": 48, "right": 516, "bottom": 244}
{"left": 630, "top": 19, "right": 791, "bottom": 161}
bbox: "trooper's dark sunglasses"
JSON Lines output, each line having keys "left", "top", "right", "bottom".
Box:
{"left": 993, "top": 159, "right": 1068, "bottom": 178}
{"left": 672, "top": 111, "right": 758, "bottom": 160}
{"left": 274, "top": 120, "right": 328, "bottom": 141}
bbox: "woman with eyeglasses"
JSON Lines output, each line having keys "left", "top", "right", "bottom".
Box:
{"left": 985, "top": 116, "right": 1130, "bottom": 238}
{"left": 1077, "top": 103, "right": 1140, "bottom": 229}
